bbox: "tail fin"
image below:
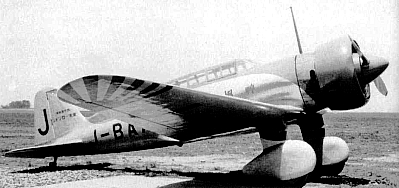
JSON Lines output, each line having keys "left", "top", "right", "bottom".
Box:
{"left": 34, "top": 87, "right": 88, "bottom": 145}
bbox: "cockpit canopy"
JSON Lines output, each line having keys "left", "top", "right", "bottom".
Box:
{"left": 168, "top": 59, "right": 256, "bottom": 88}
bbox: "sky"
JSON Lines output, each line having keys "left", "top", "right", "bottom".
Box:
{"left": 1, "top": 0, "right": 398, "bottom": 112}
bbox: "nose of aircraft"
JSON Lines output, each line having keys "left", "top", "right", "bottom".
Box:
{"left": 360, "top": 55, "right": 389, "bottom": 85}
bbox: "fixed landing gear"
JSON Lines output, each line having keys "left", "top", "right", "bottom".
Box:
{"left": 319, "top": 136, "right": 349, "bottom": 176}
{"left": 242, "top": 122, "right": 316, "bottom": 187}
{"left": 299, "top": 115, "right": 325, "bottom": 179}
{"left": 241, "top": 115, "right": 349, "bottom": 186}
{"left": 298, "top": 114, "right": 349, "bottom": 179}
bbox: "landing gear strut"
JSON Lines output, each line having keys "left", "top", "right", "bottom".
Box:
{"left": 49, "top": 156, "right": 58, "bottom": 167}
{"left": 298, "top": 114, "right": 349, "bottom": 179}
{"left": 299, "top": 115, "right": 325, "bottom": 179}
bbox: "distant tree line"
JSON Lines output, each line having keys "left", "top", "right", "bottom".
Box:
{"left": 1, "top": 100, "right": 31, "bottom": 109}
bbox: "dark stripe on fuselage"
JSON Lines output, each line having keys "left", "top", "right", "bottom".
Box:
{"left": 235, "top": 81, "right": 295, "bottom": 98}
{"left": 256, "top": 81, "right": 294, "bottom": 92}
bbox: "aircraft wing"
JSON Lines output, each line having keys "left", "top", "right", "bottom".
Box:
{"left": 57, "top": 75, "right": 303, "bottom": 141}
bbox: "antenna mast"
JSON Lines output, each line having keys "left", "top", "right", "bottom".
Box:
{"left": 290, "top": 7, "right": 303, "bottom": 54}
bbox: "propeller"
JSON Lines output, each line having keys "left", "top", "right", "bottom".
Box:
{"left": 374, "top": 76, "right": 388, "bottom": 96}
{"left": 352, "top": 40, "right": 389, "bottom": 96}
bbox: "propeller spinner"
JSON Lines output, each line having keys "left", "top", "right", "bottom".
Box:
{"left": 352, "top": 40, "right": 389, "bottom": 96}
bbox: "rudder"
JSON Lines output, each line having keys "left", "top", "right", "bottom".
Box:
{"left": 34, "top": 87, "right": 87, "bottom": 145}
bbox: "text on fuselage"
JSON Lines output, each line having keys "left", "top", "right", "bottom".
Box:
{"left": 56, "top": 108, "right": 71, "bottom": 115}
{"left": 51, "top": 112, "right": 77, "bottom": 123}
{"left": 93, "top": 123, "right": 145, "bottom": 143}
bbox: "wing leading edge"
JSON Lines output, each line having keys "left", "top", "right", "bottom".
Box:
{"left": 57, "top": 75, "right": 303, "bottom": 141}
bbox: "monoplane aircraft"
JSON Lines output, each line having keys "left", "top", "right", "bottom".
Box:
{"left": 5, "top": 11, "right": 389, "bottom": 185}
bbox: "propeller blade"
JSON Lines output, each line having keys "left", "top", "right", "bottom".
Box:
{"left": 373, "top": 76, "right": 388, "bottom": 96}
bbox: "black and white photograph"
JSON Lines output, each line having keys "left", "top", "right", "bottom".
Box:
{"left": 1, "top": 0, "right": 398, "bottom": 187}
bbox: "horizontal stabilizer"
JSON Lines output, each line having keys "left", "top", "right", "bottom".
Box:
{"left": 5, "top": 140, "right": 82, "bottom": 158}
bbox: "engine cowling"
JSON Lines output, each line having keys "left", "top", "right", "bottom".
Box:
{"left": 314, "top": 36, "right": 370, "bottom": 110}
{"left": 295, "top": 35, "right": 372, "bottom": 111}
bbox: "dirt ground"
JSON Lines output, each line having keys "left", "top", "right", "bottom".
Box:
{"left": 0, "top": 110, "right": 398, "bottom": 187}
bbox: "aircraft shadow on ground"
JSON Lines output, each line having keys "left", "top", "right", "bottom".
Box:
{"left": 13, "top": 162, "right": 114, "bottom": 173}
{"left": 13, "top": 163, "right": 370, "bottom": 187}
{"left": 157, "top": 174, "right": 371, "bottom": 188}
{"left": 309, "top": 175, "right": 370, "bottom": 187}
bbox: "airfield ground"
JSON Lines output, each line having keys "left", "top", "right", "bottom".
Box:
{"left": 0, "top": 111, "right": 398, "bottom": 187}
